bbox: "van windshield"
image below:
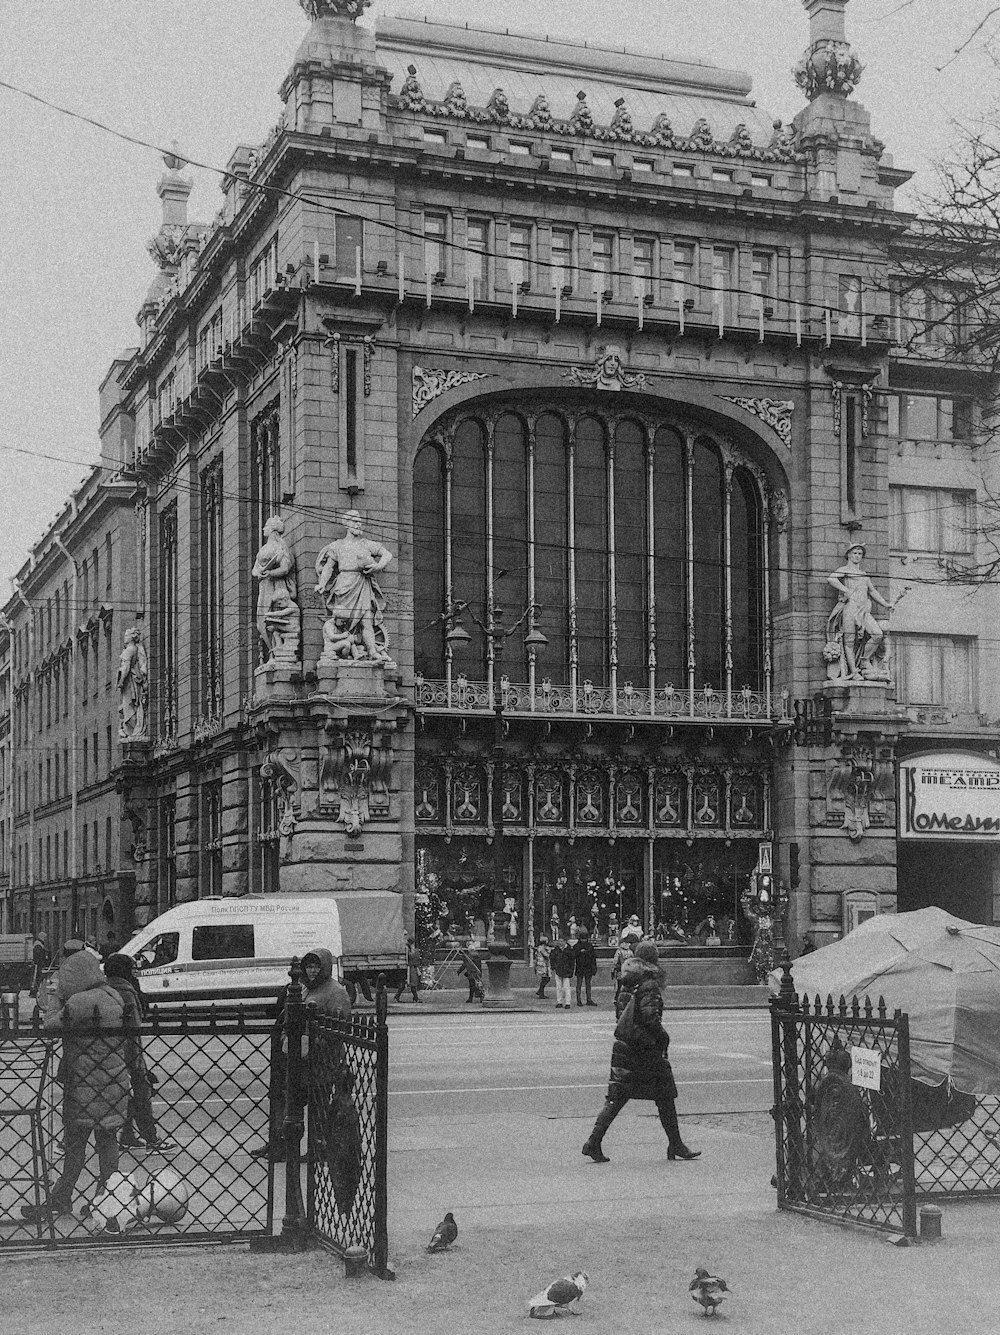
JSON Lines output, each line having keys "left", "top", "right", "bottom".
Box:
{"left": 192, "top": 923, "right": 255, "bottom": 961}
{"left": 136, "top": 932, "right": 180, "bottom": 970}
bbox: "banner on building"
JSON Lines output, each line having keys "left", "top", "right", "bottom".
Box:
{"left": 899, "top": 752, "right": 1000, "bottom": 841}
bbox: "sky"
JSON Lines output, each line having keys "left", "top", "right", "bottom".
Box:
{"left": 0, "top": 0, "right": 997, "bottom": 588}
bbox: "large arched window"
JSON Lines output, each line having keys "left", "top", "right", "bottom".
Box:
{"left": 413, "top": 399, "right": 773, "bottom": 704}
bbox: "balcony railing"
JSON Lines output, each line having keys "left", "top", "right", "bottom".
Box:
{"left": 414, "top": 675, "right": 789, "bottom": 723}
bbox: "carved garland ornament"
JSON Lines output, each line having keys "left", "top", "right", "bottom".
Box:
{"left": 723, "top": 397, "right": 794, "bottom": 448}
{"left": 412, "top": 366, "right": 491, "bottom": 419}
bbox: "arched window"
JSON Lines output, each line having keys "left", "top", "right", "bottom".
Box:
{"left": 451, "top": 418, "right": 487, "bottom": 675}
{"left": 413, "top": 443, "right": 446, "bottom": 677}
{"left": 492, "top": 414, "right": 529, "bottom": 681}
{"left": 691, "top": 439, "right": 725, "bottom": 690}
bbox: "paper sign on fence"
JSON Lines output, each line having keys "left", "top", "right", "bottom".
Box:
{"left": 851, "top": 1046, "right": 881, "bottom": 1091}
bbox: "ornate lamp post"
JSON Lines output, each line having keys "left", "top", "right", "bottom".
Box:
{"left": 447, "top": 600, "right": 546, "bottom": 1005}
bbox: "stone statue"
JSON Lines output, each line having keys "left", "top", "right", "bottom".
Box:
{"left": 299, "top": 0, "right": 371, "bottom": 21}
{"left": 117, "top": 628, "right": 149, "bottom": 742}
{"left": 315, "top": 510, "right": 393, "bottom": 664}
{"left": 824, "top": 544, "right": 898, "bottom": 681}
{"left": 251, "top": 516, "right": 301, "bottom": 664}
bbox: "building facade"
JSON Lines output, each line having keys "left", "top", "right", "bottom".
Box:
{"left": 6, "top": 0, "right": 1000, "bottom": 964}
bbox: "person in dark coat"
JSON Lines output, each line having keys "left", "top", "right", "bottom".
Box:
{"left": 614, "top": 941, "right": 664, "bottom": 1019}
{"left": 103, "top": 954, "right": 178, "bottom": 1153}
{"left": 582, "top": 978, "right": 700, "bottom": 1164}
{"left": 28, "top": 930, "right": 49, "bottom": 998}
{"left": 456, "top": 947, "right": 484, "bottom": 1002}
{"left": 395, "top": 937, "right": 423, "bottom": 1003}
{"left": 22, "top": 950, "right": 133, "bottom": 1220}
{"left": 573, "top": 930, "right": 598, "bottom": 1007}
{"left": 549, "top": 936, "right": 575, "bottom": 1009}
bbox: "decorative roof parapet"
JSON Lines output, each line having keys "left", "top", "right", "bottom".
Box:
{"left": 299, "top": 0, "right": 371, "bottom": 19}
{"left": 390, "top": 65, "right": 804, "bottom": 162}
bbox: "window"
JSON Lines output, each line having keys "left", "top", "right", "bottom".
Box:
{"left": 838, "top": 275, "right": 862, "bottom": 338}
{"left": 192, "top": 924, "right": 255, "bottom": 962}
{"left": 93, "top": 731, "right": 99, "bottom": 781}
{"left": 423, "top": 212, "right": 447, "bottom": 279}
{"left": 887, "top": 393, "right": 974, "bottom": 442}
{"left": 550, "top": 147, "right": 573, "bottom": 163}
{"left": 509, "top": 141, "right": 531, "bottom": 156}
{"left": 591, "top": 152, "right": 615, "bottom": 169}
{"left": 466, "top": 135, "right": 491, "bottom": 151}
{"left": 158, "top": 795, "right": 177, "bottom": 910}
{"left": 672, "top": 162, "right": 695, "bottom": 178}
{"left": 633, "top": 236, "right": 655, "bottom": 300}
{"left": 201, "top": 462, "right": 224, "bottom": 719}
{"left": 203, "top": 781, "right": 224, "bottom": 897}
{"left": 890, "top": 280, "right": 932, "bottom": 345}
{"left": 751, "top": 252, "right": 775, "bottom": 308}
{"left": 466, "top": 218, "right": 489, "bottom": 291}
{"left": 711, "top": 247, "right": 735, "bottom": 319}
{"left": 54, "top": 752, "right": 59, "bottom": 797}
{"left": 104, "top": 534, "right": 112, "bottom": 594}
{"left": 890, "top": 487, "right": 974, "bottom": 555}
{"left": 106, "top": 723, "right": 113, "bottom": 771}
{"left": 423, "top": 128, "right": 448, "bottom": 145}
{"left": 335, "top": 215, "right": 363, "bottom": 279}
{"left": 82, "top": 823, "right": 89, "bottom": 875}
{"left": 248, "top": 235, "right": 278, "bottom": 306}
{"left": 137, "top": 931, "right": 180, "bottom": 970}
{"left": 751, "top": 172, "right": 772, "bottom": 188}
{"left": 673, "top": 242, "right": 696, "bottom": 302}
{"left": 550, "top": 228, "right": 575, "bottom": 291}
{"left": 633, "top": 158, "right": 654, "bottom": 173}
{"left": 507, "top": 222, "right": 532, "bottom": 287}
{"left": 158, "top": 503, "right": 179, "bottom": 739}
{"left": 896, "top": 634, "right": 976, "bottom": 709}
{"left": 45, "top": 758, "right": 51, "bottom": 802}
{"left": 591, "top": 233, "right": 614, "bottom": 297}
{"left": 105, "top": 622, "right": 113, "bottom": 690}
{"left": 92, "top": 547, "right": 99, "bottom": 600}
{"left": 83, "top": 737, "right": 89, "bottom": 787}
{"left": 257, "top": 767, "right": 283, "bottom": 894}
{"left": 250, "top": 404, "right": 281, "bottom": 670}
{"left": 106, "top": 815, "right": 112, "bottom": 868}
{"left": 712, "top": 168, "right": 735, "bottom": 183}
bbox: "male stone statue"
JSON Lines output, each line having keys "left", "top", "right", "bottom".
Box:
{"left": 825, "top": 543, "right": 897, "bottom": 680}
{"left": 315, "top": 510, "right": 393, "bottom": 663}
{"left": 251, "top": 515, "right": 301, "bottom": 663}
{"left": 117, "top": 627, "right": 149, "bottom": 741}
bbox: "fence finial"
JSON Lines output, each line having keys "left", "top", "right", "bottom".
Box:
{"left": 777, "top": 948, "right": 796, "bottom": 1002}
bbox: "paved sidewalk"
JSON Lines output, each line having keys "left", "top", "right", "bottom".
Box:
{"left": 386, "top": 984, "right": 770, "bottom": 1013}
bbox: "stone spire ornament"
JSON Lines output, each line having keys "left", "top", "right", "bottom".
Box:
{"left": 793, "top": 0, "right": 864, "bottom": 100}
{"left": 299, "top": 0, "right": 372, "bottom": 19}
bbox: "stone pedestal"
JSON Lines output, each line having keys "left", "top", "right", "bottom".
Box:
{"left": 316, "top": 657, "right": 390, "bottom": 702}
{"left": 253, "top": 657, "right": 302, "bottom": 700}
{"left": 481, "top": 948, "right": 516, "bottom": 1008}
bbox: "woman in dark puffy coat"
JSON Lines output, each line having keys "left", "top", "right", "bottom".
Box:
{"left": 582, "top": 978, "right": 700, "bottom": 1164}
{"left": 614, "top": 941, "right": 665, "bottom": 1018}
{"left": 103, "top": 954, "right": 177, "bottom": 1153}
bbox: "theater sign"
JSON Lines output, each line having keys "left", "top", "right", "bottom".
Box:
{"left": 899, "top": 753, "right": 1000, "bottom": 841}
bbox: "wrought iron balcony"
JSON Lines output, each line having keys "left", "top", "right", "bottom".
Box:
{"left": 414, "top": 674, "right": 789, "bottom": 723}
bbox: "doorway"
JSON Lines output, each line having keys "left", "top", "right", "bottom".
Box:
{"left": 896, "top": 842, "right": 996, "bottom": 924}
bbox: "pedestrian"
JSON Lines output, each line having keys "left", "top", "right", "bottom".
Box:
{"left": 21, "top": 949, "right": 133, "bottom": 1221}
{"left": 395, "top": 936, "right": 423, "bottom": 1003}
{"left": 102, "top": 954, "right": 178, "bottom": 1153}
{"left": 252, "top": 947, "right": 352, "bottom": 1162}
{"left": 534, "top": 934, "right": 552, "bottom": 999}
{"left": 549, "top": 936, "right": 575, "bottom": 1009}
{"left": 620, "top": 914, "right": 644, "bottom": 946}
{"left": 456, "top": 946, "right": 484, "bottom": 1003}
{"left": 573, "top": 929, "right": 598, "bottom": 1007}
{"left": 615, "top": 941, "right": 664, "bottom": 1019}
{"left": 581, "top": 977, "right": 700, "bottom": 1164}
{"left": 28, "top": 930, "right": 49, "bottom": 998}
{"left": 610, "top": 938, "right": 635, "bottom": 1007}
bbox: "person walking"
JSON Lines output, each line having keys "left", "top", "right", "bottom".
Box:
{"left": 28, "top": 930, "right": 49, "bottom": 999}
{"left": 582, "top": 977, "right": 700, "bottom": 1164}
{"left": 22, "top": 949, "right": 133, "bottom": 1220}
{"left": 615, "top": 941, "right": 664, "bottom": 1019}
{"left": 610, "top": 939, "right": 635, "bottom": 1008}
{"left": 456, "top": 946, "right": 484, "bottom": 1003}
{"left": 573, "top": 929, "right": 598, "bottom": 1007}
{"left": 533, "top": 935, "right": 552, "bottom": 1000}
{"left": 395, "top": 936, "right": 423, "bottom": 1003}
{"left": 103, "top": 954, "right": 178, "bottom": 1153}
{"left": 549, "top": 936, "right": 575, "bottom": 1009}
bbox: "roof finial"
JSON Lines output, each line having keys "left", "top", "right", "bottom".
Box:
{"left": 793, "top": 0, "right": 864, "bottom": 100}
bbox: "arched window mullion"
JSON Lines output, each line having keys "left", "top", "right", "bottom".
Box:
{"left": 443, "top": 444, "right": 454, "bottom": 691}
{"left": 607, "top": 417, "right": 618, "bottom": 707}
{"left": 684, "top": 430, "right": 696, "bottom": 707}
{"left": 526, "top": 415, "right": 537, "bottom": 695}
{"left": 567, "top": 415, "right": 578, "bottom": 707}
{"left": 645, "top": 424, "right": 656, "bottom": 708}
{"left": 723, "top": 457, "right": 734, "bottom": 710}
{"left": 761, "top": 486, "right": 773, "bottom": 710}
{"left": 485, "top": 415, "right": 496, "bottom": 701}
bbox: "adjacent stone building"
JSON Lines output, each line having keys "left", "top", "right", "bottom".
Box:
{"left": 5, "top": 0, "right": 999, "bottom": 967}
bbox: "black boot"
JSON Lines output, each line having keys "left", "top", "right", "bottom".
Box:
{"left": 658, "top": 1097, "right": 701, "bottom": 1160}
{"left": 582, "top": 1097, "right": 623, "bottom": 1163}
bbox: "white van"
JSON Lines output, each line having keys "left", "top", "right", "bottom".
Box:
{"left": 120, "top": 897, "right": 345, "bottom": 1005}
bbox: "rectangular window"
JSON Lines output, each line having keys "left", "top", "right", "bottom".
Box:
{"left": 82, "top": 823, "right": 89, "bottom": 875}
{"left": 257, "top": 767, "right": 282, "bottom": 895}
{"left": 711, "top": 247, "right": 735, "bottom": 320}
{"left": 423, "top": 128, "right": 448, "bottom": 145}
{"left": 672, "top": 162, "right": 695, "bottom": 178}
{"left": 83, "top": 738, "right": 89, "bottom": 787}
{"left": 633, "top": 236, "right": 655, "bottom": 300}
{"left": 550, "top": 228, "right": 575, "bottom": 291}
{"left": 896, "top": 634, "right": 976, "bottom": 709}
{"left": 509, "top": 141, "right": 531, "bottom": 156}
{"left": 158, "top": 502, "right": 179, "bottom": 739}
{"left": 335, "top": 214, "right": 363, "bottom": 279}
{"left": 751, "top": 172, "right": 772, "bottom": 188}
{"left": 673, "top": 241, "right": 696, "bottom": 302}
{"left": 105, "top": 533, "right": 112, "bottom": 593}
{"left": 751, "top": 251, "right": 775, "bottom": 308}
{"left": 843, "top": 392, "right": 859, "bottom": 516}
{"left": 889, "top": 486, "right": 974, "bottom": 555}
{"left": 192, "top": 923, "right": 255, "bottom": 962}
{"left": 591, "top": 152, "right": 615, "bottom": 169}
{"left": 345, "top": 349, "right": 358, "bottom": 474}
{"left": 550, "top": 147, "right": 573, "bottom": 163}
{"left": 202, "top": 780, "right": 224, "bottom": 898}
{"left": 712, "top": 168, "right": 734, "bottom": 183}
{"left": 633, "top": 158, "right": 655, "bottom": 173}
{"left": 93, "top": 731, "right": 99, "bottom": 780}
{"left": 591, "top": 232, "right": 614, "bottom": 297}
{"left": 159, "top": 795, "right": 177, "bottom": 911}
{"left": 507, "top": 222, "right": 532, "bottom": 287}
{"left": 201, "top": 463, "right": 224, "bottom": 720}
{"left": 466, "top": 135, "right": 491, "bottom": 151}
{"left": 106, "top": 815, "right": 112, "bottom": 868}
{"left": 466, "top": 218, "right": 489, "bottom": 291}
{"left": 838, "top": 274, "right": 862, "bottom": 338}
{"left": 890, "top": 280, "right": 931, "bottom": 344}
{"left": 423, "top": 212, "right": 447, "bottom": 279}
{"left": 106, "top": 723, "right": 113, "bottom": 771}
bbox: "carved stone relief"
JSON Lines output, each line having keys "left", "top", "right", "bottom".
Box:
{"left": 320, "top": 723, "right": 393, "bottom": 835}
{"left": 412, "top": 366, "right": 491, "bottom": 419}
{"left": 722, "top": 396, "right": 794, "bottom": 448}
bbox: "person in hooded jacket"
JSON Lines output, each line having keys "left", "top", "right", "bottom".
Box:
{"left": 582, "top": 977, "right": 700, "bottom": 1164}
{"left": 22, "top": 950, "right": 133, "bottom": 1221}
{"left": 251, "top": 947, "right": 352, "bottom": 1162}
{"left": 614, "top": 941, "right": 665, "bottom": 1019}
{"left": 103, "top": 954, "right": 178, "bottom": 1153}
{"left": 573, "top": 929, "right": 598, "bottom": 1007}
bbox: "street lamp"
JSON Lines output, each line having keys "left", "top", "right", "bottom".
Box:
{"left": 448, "top": 598, "right": 546, "bottom": 1001}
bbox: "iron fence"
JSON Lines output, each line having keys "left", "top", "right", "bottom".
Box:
{"left": 0, "top": 1007, "right": 274, "bottom": 1249}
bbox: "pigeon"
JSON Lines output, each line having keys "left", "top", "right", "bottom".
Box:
{"left": 427, "top": 1211, "right": 458, "bottom": 1252}
{"left": 528, "top": 1271, "right": 589, "bottom": 1319}
{"left": 689, "top": 1267, "right": 731, "bottom": 1317}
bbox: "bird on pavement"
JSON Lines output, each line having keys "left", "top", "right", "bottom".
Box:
{"left": 427, "top": 1211, "right": 458, "bottom": 1252}
{"left": 528, "top": 1271, "right": 589, "bottom": 1319}
{"left": 689, "top": 1266, "right": 731, "bottom": 1317}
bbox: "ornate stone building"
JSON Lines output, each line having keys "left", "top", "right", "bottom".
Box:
{"left": 7, "top": 0, "right": 999, "bottom": 961}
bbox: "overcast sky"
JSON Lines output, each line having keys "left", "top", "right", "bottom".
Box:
{"left": 0, "top": 0, "right": 995, "bottom": 588}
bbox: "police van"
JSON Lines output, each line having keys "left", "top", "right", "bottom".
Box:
{"left": 119, "top": 893, "right": 405, "bottom": 1005}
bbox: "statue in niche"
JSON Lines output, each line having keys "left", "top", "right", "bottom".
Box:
{"left": 824, "top": 544, "right": 900, "bottom": 681}
{"left": 251, "top": 516, "right": 301, "bottom": 664}
{"left": 315, "top": 509, "right": 393, "bottom": 664}
{"left": 117, "top": 628, "right": 149, "bottom": 742}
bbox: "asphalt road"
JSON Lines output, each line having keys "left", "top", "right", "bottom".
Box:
{"left": 388, "top": 1007, "right": 773, "bottom": 1119}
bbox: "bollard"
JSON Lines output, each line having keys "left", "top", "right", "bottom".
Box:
{"left": 919, "top": 1205, "right": 943, "bottom": 1241}
{"left": 344, "top": 1245, "right": 369, "bottom": 1278}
